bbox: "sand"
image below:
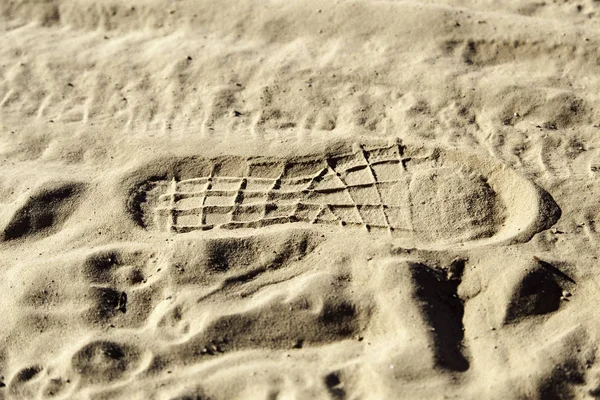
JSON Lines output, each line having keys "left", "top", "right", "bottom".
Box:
{"left": 1, "top": 0, "right": 600, "bottom": 398}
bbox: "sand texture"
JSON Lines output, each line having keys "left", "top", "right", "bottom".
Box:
{"left": 2, "top": 0, "right": 600, "bottom": 399}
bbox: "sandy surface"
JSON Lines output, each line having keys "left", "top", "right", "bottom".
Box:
{"left": 2, "top": 0, "right": 600, "bottom": 399}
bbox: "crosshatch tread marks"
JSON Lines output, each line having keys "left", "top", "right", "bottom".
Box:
{"left": 146, "top": 142, "right": 422, "bottom": 234}
{"left": 131, "top": 141, "right": 526, "bottom": 247}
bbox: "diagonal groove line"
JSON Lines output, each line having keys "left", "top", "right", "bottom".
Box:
{"left": 358, "top": 145, "right": 392, "bottom": 233}
{"left": 159, "top": 140, "right": 413, "bottom": 232}
{"left": 296, "top": 163, "right": 329, "bottom": 222}
{"left": 232, "top": 178, "right": 248, "bottom": 224}
{"left": 304, "top": 164, "right": 329, "bottom": 191}
{"left": 312, "top": 204, "right": 342, "bottom": 224}
{"left": 327, "top": 204, "right": 342, "bottom": 223}
{"left": 390, "top": 139, "right": 414, "bottom": 232}
{"left": 311, "top": 205, "right": 326, "bottom": 224}
{"left": 264, "top": 164, "right": 285, "bottom": 222}
{"left": 326, "top": 156, "right": 368, "bottom": 231}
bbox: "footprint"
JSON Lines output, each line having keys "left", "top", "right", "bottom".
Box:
{"left": 194, "top": 295, "right": 363, "bottom": 352}
{"left": 168, "top": 229, "right": 316, "bottom": 289}
{"left": 70, "top": 340, "right": 141, "bottom": 385}
{"left": 531, "top": 326, "right": 594, "bottom": 400}
{"left": 7, "top": 365, "right": 44, "bottom": 399}
{"left": 369, "top": 256, "right": 469, "bottom": 374}
{"left": 157, "top": 269, "right": 370, "bottom": 366}
{"left": 503, "top": 260, "right": 567, "bottom": 324}
{"left": 128, "top": 139, "right": 560, "bottom": 249}
{"left": 2, "top": 181, "right": 85, "bottom": 241}
{"left": 81, "top": 246, "right": 163, "bottom": 328}
{"left": 152, "top": 229, "right": 317, "bottom": 342}
{"left": 409, "top": 259, "right": 469, "bottom": 372}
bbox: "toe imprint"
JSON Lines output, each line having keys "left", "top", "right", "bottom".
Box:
{"left": 129, "top": 140, "right": 560, "bottom": 249}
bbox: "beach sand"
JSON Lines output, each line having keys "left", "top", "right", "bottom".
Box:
{"left": 1, "top": 0, "right": 600, "bottom": 398}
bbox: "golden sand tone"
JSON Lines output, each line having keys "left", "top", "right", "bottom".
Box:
{"left": 1, "top": 0, "right": 600, "bottom": 399}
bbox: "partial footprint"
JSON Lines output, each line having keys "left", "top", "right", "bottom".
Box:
{"left": 409, "top": 259, "right": 468, "bottom": 372}
{"left": 531, "top": 326, "right": 594, "bottom": 399}
{"left": 503, "top": 258, "right": 575, "bottom": 325}
{"left": 194, "top": 294, "right": 363, "bottom": 351}
{"left": 70, "top": 340, "right": 142, "bottom": 386}
{"left": 153, "top": 229, "right": 317, "bottom": 342}
{"left": 7, "top": 365, "right": 44, "bottom": 399}
{"left": 81, "top": 246, "right": 163, "bottom": 328}
{"left": 158, "top": 269, "right": 371, "bottom": 366}
{"left": 369, "top": 256, "right": 469, "bottom": 373}
{"left": 167, "top": 229, "right": 316, "bottom": 289}
{"left": 128, "top": 140, "right": 560, "bottom": 249}
{"left": 1, "top": 181, "right": 85, "bottom": 241}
